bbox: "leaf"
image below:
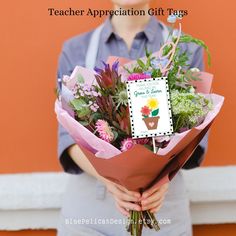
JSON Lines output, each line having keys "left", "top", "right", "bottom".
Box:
{"left": 179, "top": 35, "right": 211, "bottom": 66}
{"left": 76, "top": 108, "right": 90, "bottom": 118}
{"left": 70, "top": 99, "right": 86, "bottom": 111}
{"left": 89, "top": 112, "right": 103, "bottom": 123}
{"left": 185, "top": 70, "right": 201, "bottom": 81}
{"left": 112, "top": 121, "right": 121, "bottom": 129}
{"left": 112, "top": 130, "right": 118, "bottom": 141}
{"left": 137, "top": 59, "right": 146, "bottom": 69}
{"left": 144, "top": 144, "right": 153, "bottom": 151}
{"left": 145, "top": 47, "right": 151, "bottom": 58}
{"left": 77, "top": 73, "right": 85, "bottom": 83}
{"left": 79, "top": 120, "right": 89, "bottom": 126}
{"left": 152, "top": 109, "right": 159, "bottom": 116}
{"left": 146, "top": 57, "right": 151, "bottom": 68}
{"left": 123, "top": 66, "right": 132, "bottom": 74}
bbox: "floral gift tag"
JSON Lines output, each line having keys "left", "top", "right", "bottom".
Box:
{"left": 127, "top": 77, "right": 173, "bottom": 138}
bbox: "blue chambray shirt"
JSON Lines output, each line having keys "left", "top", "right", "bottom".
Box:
{"left": 57, "top": 16, "right": 207, "bottom": 174}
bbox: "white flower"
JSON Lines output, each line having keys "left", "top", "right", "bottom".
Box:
{"left": 172, "top": 29, "right": 179, "bottom": 38}
{"left": 190, "top": 67, "right": 200, "bottom": 72}
{"left": 167, "top": 15, "right": 177, "bottom": 23}
{"left": 62, "top": 75, "right": 70, "bottom": 83}
{"left": 189, "top": 86, "right": 195, "bottom": 94}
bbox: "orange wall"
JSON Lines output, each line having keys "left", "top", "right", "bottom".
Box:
{"left": 0, "top": 2, "right": 236, "bottom": 235}
{"left": 0, "top": 1, "right": 235, "bottom": 171}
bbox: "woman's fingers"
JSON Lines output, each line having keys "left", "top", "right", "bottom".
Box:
{"left": 115, "top": 202, "right": 130, "bottom": 216}
{"left": 116, "top": 184, "right": 141, "bottom": 199}
{"left": 105, "top": 181, "right": 141, "bottom": 215}
{"left": 150, "top": 203, "right": 163, "bottom": 213}
{"left": 107, "top": 182, "right": 140, "bottom": 202}
{"left": 141, "top": 191, "right": 162, "bottom": 205}
{"left": 141, "top": 183, "right": 169, "bottom": 211}
{"left": 141, "top": 188, "right": 166, "bottom": 207}
{"left": 105, "top": 179, "right": 168, "bottom": 215}
{"left": 142, "top": 183, "right": 169, "bottom": 199}
{"left": 141, "top": 196, "right": 164, "bottom": 211}
{"left": 141, "top": 186, "right": 161, "bottom": 199}
{"left": 115, "top": 197, "right": 141, "bottom": 212}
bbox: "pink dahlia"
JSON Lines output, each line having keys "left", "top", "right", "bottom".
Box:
{"left": 128, "top": 73, "right": 151, "bottom": 81}
{"left": 121, "top": 138, "right": 135, "bottom": 152}
{"left": 95, "top": 119, "right": 114, "bottom": 143}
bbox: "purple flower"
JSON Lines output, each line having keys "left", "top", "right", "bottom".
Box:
{"left": 84, "top": 91, "right": 92, "bottom": 96}
{"left": 92, "top": 91, "right": 99, "bottom": 97}
{"left": 102, "top": 61, "right": 110, "bottom": 71}
{"left": 112, "top": 60, "right": 119, "bottom": 72}
{"left": 144, "top": 71, "right": 152, "bottom": 76}
{"left": 151, "top": 58, "right": 169, "bottom": 69}
{"left": 82, "top": 84, "right": 91, "bottom": 91}
{"left": 94, "top": 66, "right": 103, "bottom": 74}
{"left": 90, "top": 105, "right": 98, "bottom": 112}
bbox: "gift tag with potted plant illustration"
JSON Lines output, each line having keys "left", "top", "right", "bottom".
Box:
{"left": 126, "top": 77, "right": 173, "bottom": 138}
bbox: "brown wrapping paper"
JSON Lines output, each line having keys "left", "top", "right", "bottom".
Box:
{"left": 79, "top": 121, "right": 212, "bottom": 191}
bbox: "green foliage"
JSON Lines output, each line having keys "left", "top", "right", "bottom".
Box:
{"left": 89, "top": 112, "right": 103, "bottom": 123}
{"left": 70, "top": 98, "right": 86, "bottom": 110}
{"left": 71, "top": 98, "right": 90, "bottom": 118}
{"left": 170, "top": 90, "right": 212, "bottom": 132}
{"left": 151, "top": 68, "right": 162, "bottom": 78}
{"left": 124, "top": 48, "right": 154, "bottom": 74}
{"left": 77, "top": 73, "right": 85, "bottom": 83}
{"left": 179, "top": 34, "right": 211, "bottom": 66}
{"left": 167, "top": 48, "right": 189, "bottom": 90}
{"left": 152, "top": 109, "right": 159, "bottom": 117}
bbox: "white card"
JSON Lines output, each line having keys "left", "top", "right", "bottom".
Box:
{"left": 127, "top": 77, "right": 173, "bottom": 138}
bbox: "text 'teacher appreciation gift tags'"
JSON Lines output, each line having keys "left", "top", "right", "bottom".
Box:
{"left": 127, "top": 77, "right": 173, "bottom": 138}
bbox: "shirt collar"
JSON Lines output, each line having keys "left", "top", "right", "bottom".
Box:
{"left": 101, "top": 16, "right": 163, "bottom": 43}
{"left": 143, "top": 16, "right": 163, "bottom": 43}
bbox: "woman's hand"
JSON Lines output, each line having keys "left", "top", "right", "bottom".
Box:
{"left": 141, "top": 183, "right": 169, "bottom": 213}
{"left": 100, "top": 177, "right": 141, "bottom": 216}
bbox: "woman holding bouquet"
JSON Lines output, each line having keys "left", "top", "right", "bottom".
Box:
{"left": 57, "top": 0, "right": 207, "bottom": 235}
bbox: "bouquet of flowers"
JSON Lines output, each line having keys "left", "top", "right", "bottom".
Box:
{"left": 55, "top": 19, "right": 224, "bottom": 236}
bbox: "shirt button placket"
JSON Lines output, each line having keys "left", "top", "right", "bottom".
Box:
{"left": 130, "top": 38, "right": 141, "bottom": 59}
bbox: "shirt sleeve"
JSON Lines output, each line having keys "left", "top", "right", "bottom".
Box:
{"left": 57, "top": 43, "right": 82, "bottom": 174}
{"left": 182, "top": 43, "right": 209, "bottom": 169}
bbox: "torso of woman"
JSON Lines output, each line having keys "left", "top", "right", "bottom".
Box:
{"left": 57, "top": 16, "right": 203, "bottom": 236}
